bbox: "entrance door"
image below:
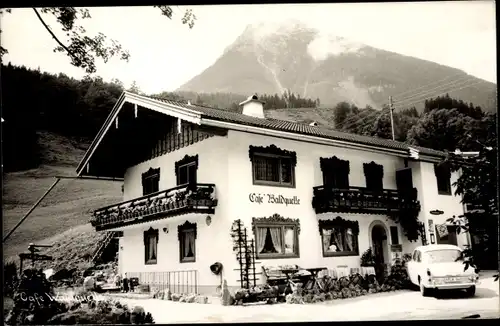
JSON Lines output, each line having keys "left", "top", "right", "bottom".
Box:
{"left": 371, "top": 225, "right": 388, "bottom": 280}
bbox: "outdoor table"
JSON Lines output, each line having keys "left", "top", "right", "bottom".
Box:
{"left": 281, "top": 268, "right": 300, "bottom": 294}
{"left": 303, "top": 267, "right": 327, "bottom": 291}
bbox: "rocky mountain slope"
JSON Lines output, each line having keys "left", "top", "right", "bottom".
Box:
{"left": 178, "top": 20, "right": 497, "bottom": 111}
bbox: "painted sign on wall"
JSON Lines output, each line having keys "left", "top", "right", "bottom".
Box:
{"left": 249, "top": 193, "right": 301, "bottom": 206}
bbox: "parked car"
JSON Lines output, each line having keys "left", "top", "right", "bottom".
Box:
{"left": 406, "top": 244, "right": 478, "bottom": 297}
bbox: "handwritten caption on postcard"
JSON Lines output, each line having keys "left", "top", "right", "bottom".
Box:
{"left": 18, "top": 291, "right": 103, "bottom": 306}
{"left": 249, "top": 193, "right": 300, "bottom": 206}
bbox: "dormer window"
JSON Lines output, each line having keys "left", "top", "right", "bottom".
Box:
{"left": 249, "top": 145, "right": 297, "bottom": 188}
{"left": 434, "top": 163, "right": 451, "bottom": 195}
{"left": 175, "top": 155, "right": 198, "bottom": 186}
{"left": 142, "top": 168, "right": 160, "bottom": 196}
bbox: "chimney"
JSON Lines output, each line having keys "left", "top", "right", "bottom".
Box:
{"left": 239, "top": 94, "right": 265, "bottom": 119}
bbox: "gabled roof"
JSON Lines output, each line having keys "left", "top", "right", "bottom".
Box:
{"left": 76, "top": 91, "right": 446, "bottom": 175}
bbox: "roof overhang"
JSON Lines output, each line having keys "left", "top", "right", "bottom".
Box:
{"left": 76, "top": 91, "right": 203, "bottom": 176}
{"left": 77, "top": 92, "right": 446, "bottom": 177}
{"left": 200, "top": 118, "right": 445, "bottom": 163}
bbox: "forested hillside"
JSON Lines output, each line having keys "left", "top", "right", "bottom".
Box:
{"left": 2, "top": 63, "right": 495, "bottom": 174}
{"left": 1, "top": 64, "right": 320, "bottom": 172}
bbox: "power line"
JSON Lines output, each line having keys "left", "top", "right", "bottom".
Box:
{"left": 338, "top": 78, "right": 472, "bottom": 130}
{"left": 392, "top": 80, "right": 488, "bottom": 111}
{"left": 392, "top": 76, "right": 479, "bottom": 106}
{"left": 341, "top": 107, "right": 391, "bottom": 131}
{"left": 391, "top": 71, "right": 466, "bottom": 101}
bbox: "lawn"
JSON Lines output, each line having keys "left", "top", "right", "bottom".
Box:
{"left": 2, "top": 131, "right": 122, "bottom": 262}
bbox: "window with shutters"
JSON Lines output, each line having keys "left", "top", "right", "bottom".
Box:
{"left": 319, "top": 156, "right": 350, "bottom": 189}
{"left": 144, "top": 228, "right": 158, "bottom": 265}
{"left": 249, "top": 145, "right": 297, "bottom": 187}
{"left": 175, "top": 155, "right": 198, "bottom": 186}
{"left": 363, "top": 161, "right": 384, "bottom": 191}
{"left": 142, "top": 168, "right": 160, "bottom": 196}
{"left": 434, "top": 164, "right": 451, "bottom": 195}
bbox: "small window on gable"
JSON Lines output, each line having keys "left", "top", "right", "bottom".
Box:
{"left": 319, "top": 217, "right": 359, "bottom": 257}
{"left": 175, "top": 155, "right": 198, "bottom": 187}
{"left": 252, "top": 214, "right": 300, "bottom": 259}
{"left": 319, "top": 156, "right": 350, "bottom": 189}
{"left": 434, "top": 163, "right": 451, "bottom": 195}
{"left": 249, "top": 145, "right": 297, "bottom": 187}
{"left": 144, "top": 227, "right": 158, "bottom": 265}
{"left": 142, "top": 168, "right": 160, "bottom": 196}
{"left": 363, "top": 161, "right": 384, "bottom": 191}
{"left": 178, "top": 221, "right": 197, "bottom": 263}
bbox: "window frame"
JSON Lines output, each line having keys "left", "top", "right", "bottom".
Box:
{"left": 143, "top": 227, "right": 159, "bottom": 265}
{"left": 319, "top": 156, "right": 350, "bottom": 189}
{"left": 252, "top": 214, "right": 300, "bottom": 259}
{"left": 318, "top": 216, "right": 360, "bottom": 257}
{"left": 142, "top": 167, "right": 160, "bottom": 196}
{"left": 178, "top": 221, "right": 197, "bottom": 263}
{"left": 175, "top": 154, "right": 199, "bottom": 187}
{"left": 434, "top": 163, "right": 452, "bottom": 196}
{"left": 249, "top": 145, "right": 297, "bottom": 188}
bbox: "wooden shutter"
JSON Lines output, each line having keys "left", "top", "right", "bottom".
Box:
{"left": 396, "top": 168, "right": 413, "bottom": 191}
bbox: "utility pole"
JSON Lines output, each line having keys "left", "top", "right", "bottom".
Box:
{"left": 389, "top": 96, "right": 395, "bottom": 141}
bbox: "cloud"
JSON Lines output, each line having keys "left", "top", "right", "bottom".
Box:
{"left": 307, "top": 32, "right": 364, "bottom": 61}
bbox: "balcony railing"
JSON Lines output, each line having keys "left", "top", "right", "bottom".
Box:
{"left": 91, "top": 183, "right": 217, "bottom": 231}
{"left": 312, "top": 186, "right": 420, "bottom": 215}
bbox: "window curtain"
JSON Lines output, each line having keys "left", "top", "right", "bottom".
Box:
{"left": 184, "top": 231, "right": 195, "bottom": 257}
{"left": 257, "top": 227, "right": 267, "bottom": 253}
{"left": 344, "top": 228, "right": 354, "bottom": 251}
{"left": 149, "top": 237, "right": 156, "bottom": 260}
{"left": 322, "top": 228, "right": 332, "bottom": 251}
{"left": 269, "top": 227, "right": 283, "bottom": 253}
{"left": 284, "top": 227, "right": 294, "bottom": 253}
{"left": 332, "top": 228, "right": 344, "bottom": 251}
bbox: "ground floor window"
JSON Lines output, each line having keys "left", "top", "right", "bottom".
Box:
{"left": 143, "top": 227, "right": 158, "bottom": 264}
{"left": 252, "top": 214, "right": 300, "bottom": 259}
{"left": 178, "top": 221, "right": 197, "bottom": 263}
{"left": 318, "top": 216, "right": 359, "bottom": 257}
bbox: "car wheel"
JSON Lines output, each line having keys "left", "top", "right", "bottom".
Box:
{"left": 420, "top": 280, "right": 431, "bottom": 297}
{"left": 465, "top": 286, "right": 476, "bottom": 297}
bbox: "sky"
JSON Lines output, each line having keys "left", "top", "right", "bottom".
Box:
{"left": 1, "top": 2, "right": 496, "bottom": 94}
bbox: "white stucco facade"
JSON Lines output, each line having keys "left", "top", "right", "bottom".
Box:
{"left": 111, "top": 126, "right": 467, "bottom": 295}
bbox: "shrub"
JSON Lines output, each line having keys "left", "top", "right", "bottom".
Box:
{"left": 360, "top": 248, "right": 376, "bottom": 267}
{"left": 4, "top": 268, "right": 155, "bottom": 325}
{"left": 4, "top": 261, "right": 18, "bottom": 298}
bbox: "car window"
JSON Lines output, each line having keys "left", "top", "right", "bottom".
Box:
{"left": 412, "top": 250, "right": 418, "bottom": 261}
{"left": 425, "top": 249, "right": 462, "bottom": 263}
{"left": 416, "top": 251, "right": 421, "bottom": 262}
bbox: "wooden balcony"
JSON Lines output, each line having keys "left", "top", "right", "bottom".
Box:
{"left": 91, "top": 183, "right": 217, "bottom": 231}
{"left": 312, "top": 186, "right": 420, "bottom": 215}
